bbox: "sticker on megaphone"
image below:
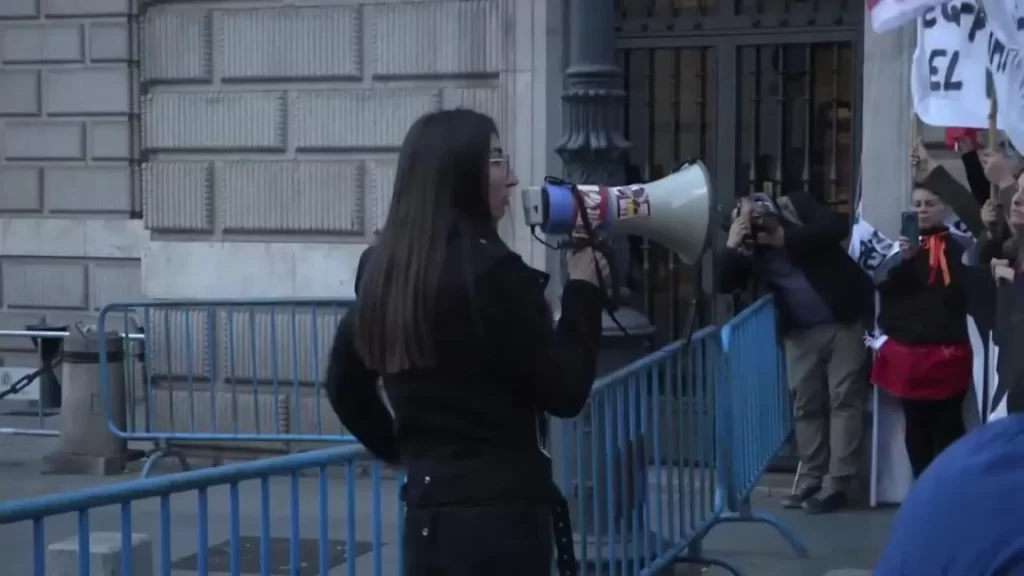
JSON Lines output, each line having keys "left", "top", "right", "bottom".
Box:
{"left": 520, "top": 160, "right": 715, "bottom": 267}
{"left": 521, "top": 181, "right": 651, "bottom": 236}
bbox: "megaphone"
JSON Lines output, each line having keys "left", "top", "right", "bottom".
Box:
{"left": 521, "top": 160, "right": 714, "bottom": 265}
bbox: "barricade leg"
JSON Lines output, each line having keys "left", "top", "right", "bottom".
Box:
{"left": 138, "top": 441, "right": 192, "bottom": 478}
{"left": 682, "top": 295, "right": 809, "bottom": 574}
{"left": 700, "top": 494, "right": 809, "bottom": 557}
{"left": 656, "top": 492, "right": 806, "bottom": 576}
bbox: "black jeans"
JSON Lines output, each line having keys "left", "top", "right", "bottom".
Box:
{"left": 900, "top": 392, "right": 967, "bottom": 478}
{"left": 404, "top": 503, "right": 553, "bottom": 575}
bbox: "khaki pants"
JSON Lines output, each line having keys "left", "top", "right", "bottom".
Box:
{"left": 783, "top": 323, "right": 868, "bottom": 491}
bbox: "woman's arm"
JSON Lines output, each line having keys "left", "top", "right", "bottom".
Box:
{"left": 484, "top": 255, "right": 605, "bottom": 418}
{"left": 325, "top": 311, "right": 399, "bottom": 464}
{"left": 781, "top": 191, "right": 849, "bottom": 253}
{"left": 961, "top": 150, "right": 990, "bottom": 207}
{"left": 978, "top": 225, "right": 1014, "bottom": 266}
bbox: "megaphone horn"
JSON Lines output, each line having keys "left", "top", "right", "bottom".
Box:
{"left": 521, "top": 160, "right": 714, "bottom": 266}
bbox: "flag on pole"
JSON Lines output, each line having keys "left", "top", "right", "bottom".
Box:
{"left": 979, "top": 0, "right": 1024, "bottom": 152}
{"left": 867, "top": 0, "right": 944, "bottom": 33}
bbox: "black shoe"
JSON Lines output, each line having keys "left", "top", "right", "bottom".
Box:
{"left": 781, "top": 484, "right": 821, "bottom": 509}
{"left": 801, "top": 489, "right": 848, "bottom": 514}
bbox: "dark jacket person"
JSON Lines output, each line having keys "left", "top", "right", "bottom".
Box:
{"left": 325, "top": 109, "right": 608, "bottom": 576}
{"left": 717, "top": 191, "right": 872, "bottom": 513}
{"left": 717, "top": 191, "right": 874, "bottom": 332}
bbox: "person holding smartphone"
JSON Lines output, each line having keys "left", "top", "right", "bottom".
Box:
{"left": 871, "top": 182, "right": 973, "bottom": 479}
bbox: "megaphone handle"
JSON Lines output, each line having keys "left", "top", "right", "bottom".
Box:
{"left": 565, "top": 183, "right": 619, "bottom": 312}
{"left": 563, "top": 237, "right": 619, "bottom": 312}
{"left": 593, "top": 240, "right": 620, "bottom": 313}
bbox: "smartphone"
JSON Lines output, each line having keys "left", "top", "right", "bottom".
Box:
{"left": 900, "top": 211, "right": 920, "bottom": 245}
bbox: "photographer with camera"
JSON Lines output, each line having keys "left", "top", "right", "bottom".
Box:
{"left": 718, "top": 191, "right": 874, "bottom": 514}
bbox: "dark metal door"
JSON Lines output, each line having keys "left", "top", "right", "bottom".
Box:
{"left": 616, "top": 0, "right": 863, "bottom": 343}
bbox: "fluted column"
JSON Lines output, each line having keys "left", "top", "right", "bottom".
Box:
{"left": 555, "top": 0, "right": 629, "bottom": 183}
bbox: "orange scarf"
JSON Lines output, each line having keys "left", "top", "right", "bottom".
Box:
{"left": 923, "top": 232, "right": 951, "bottom": 286}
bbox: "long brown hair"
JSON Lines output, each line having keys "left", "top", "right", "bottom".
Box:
{"left": 353, "top": 110, "right": 496, "bottom": 373}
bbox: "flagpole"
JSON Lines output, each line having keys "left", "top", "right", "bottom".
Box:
{"left": 910, "top": 113, "right": 920, "bottom": 181}
{"left": 989, "top": 74, "right": 999, "bottom": 199}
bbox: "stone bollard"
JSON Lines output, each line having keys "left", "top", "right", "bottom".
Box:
{"left": 43, "top": 325, "right": 129, "bottom": 476}
{"left": 47, "top": 532, "right": 152, "bottom": 576}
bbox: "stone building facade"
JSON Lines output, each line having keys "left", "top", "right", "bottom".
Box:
{"left": 0, "top": 0, "right": 562, "bottom": 370}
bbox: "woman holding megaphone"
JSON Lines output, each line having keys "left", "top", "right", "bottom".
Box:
{"left": 326, "top": 109, "right": 610, "bottom": 576}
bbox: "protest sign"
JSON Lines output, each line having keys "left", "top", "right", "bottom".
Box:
{"left": 911, "top": 0, "right": 1024, "bottom": 150}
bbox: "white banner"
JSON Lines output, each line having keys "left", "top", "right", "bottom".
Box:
{"left": 911, "top": 0, "right": 1024, "bottom": 150}
{"left": 980, "top": 0, "right": 1024, "bottom": 150}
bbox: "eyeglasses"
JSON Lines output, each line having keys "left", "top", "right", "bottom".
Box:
{"left": 490, "top": 155, "right": 511, "bottom": 177}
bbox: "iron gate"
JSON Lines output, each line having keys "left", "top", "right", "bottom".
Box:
{"left": 616, "top": 0, "right": 863, "bottom": 343}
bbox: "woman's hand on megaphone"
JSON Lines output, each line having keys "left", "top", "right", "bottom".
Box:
{"left": 568, "top": 247, "right": 611, "bottom": 289}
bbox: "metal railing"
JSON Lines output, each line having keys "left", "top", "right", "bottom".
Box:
{"left": 0, "top": 445, "right": 403, "bottom": 576}
{"left": 552, "top": 295, "right": 807, "bottom": 576}
{"left": 96, "top": 299, "right": 359, "bottom": 475}
{"left": 2, "top": 295, "right": 806, "bottom": 575}
{"left": 697, "top": 296, "right": 807, "bottom": 573}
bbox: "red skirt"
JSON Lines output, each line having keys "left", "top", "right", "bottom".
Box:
{"left": 871, "top": 339, "right": 972, "bottom": 400}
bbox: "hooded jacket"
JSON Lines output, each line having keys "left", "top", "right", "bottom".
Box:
{"left": 716, "top": 190, "right": 874, "bottom": 332}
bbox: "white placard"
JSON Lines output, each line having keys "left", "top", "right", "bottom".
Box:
{"left": 980, "top": 0, "right": 1024, "bottom": 151}
{"left": 848, "top": 216, "right": 900, "bottom": 282}
{"left": 911, "top": 0, "right": 1024, "bottom": 150}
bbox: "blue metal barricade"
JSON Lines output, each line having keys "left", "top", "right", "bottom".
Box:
{"left": 0, "top": 445, "right": 404, "bottom": 576}
{"left": 96, "top": 298, "right": 359, "bottom": 476}
{"left": 67, "top": 294, "right": 805, "bottom": 574}
{"left": 700, "top": 295, "right": 808, "bottom": 570}
{"left": 552, "top": 296, "right": 808, "bottom": 576}
{"left": 551, "top": 326, "right": 729, "bottom": 575}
